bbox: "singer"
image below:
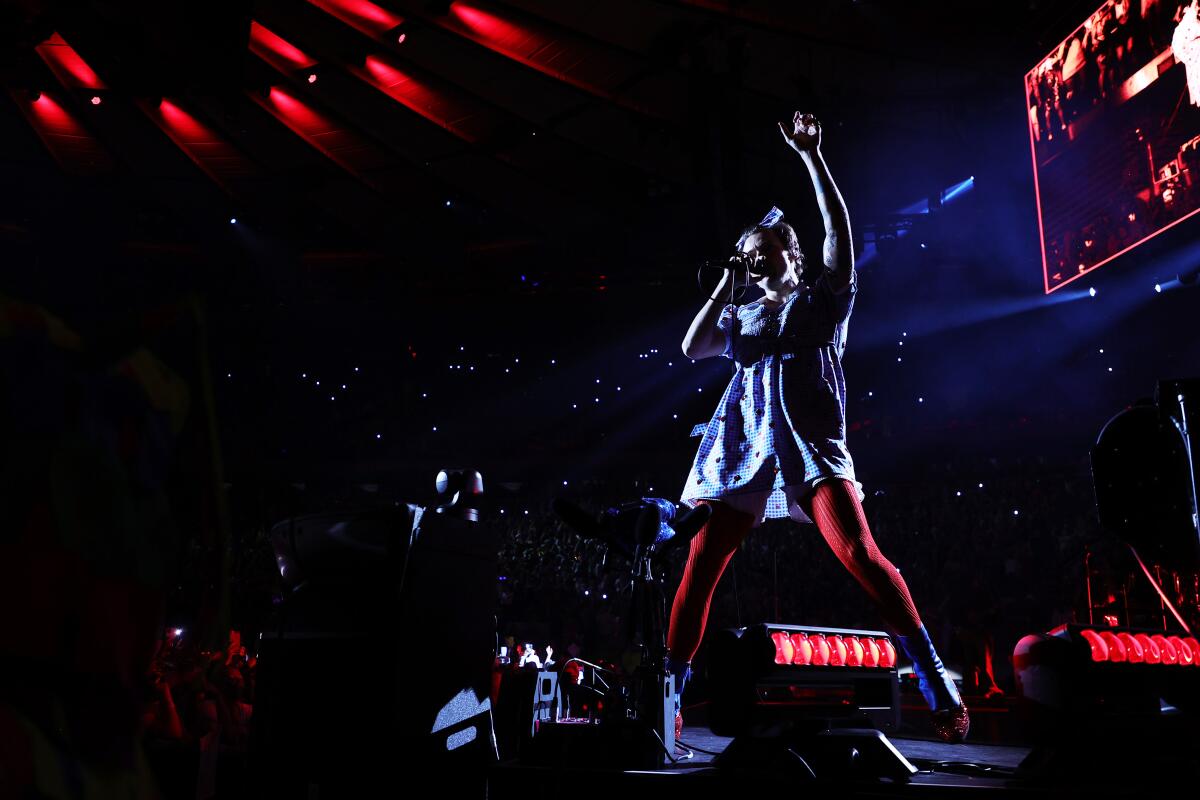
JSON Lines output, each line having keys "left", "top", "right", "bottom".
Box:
{"left": 666, "top": 112, "right": 969, "bottom": 743}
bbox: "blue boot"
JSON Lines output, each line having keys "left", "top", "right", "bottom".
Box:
{"left": 896, "top": 625, "right": 969, "bottom": 743}
{"left": 665, "top": 656, "right": 692, "bottom": 740}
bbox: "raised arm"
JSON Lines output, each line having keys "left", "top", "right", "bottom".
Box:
{"left": 778, "top": 112, "right": 854, "bottom": 292}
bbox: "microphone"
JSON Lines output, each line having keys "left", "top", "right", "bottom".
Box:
{"left": 657, "top": 503, "right": 711, "bottom": 557}
{"left": 668, "top": 503, "right": 711, "bottom": 541}
{"left": 634, "top": 504, "right": 662, "bottom": 550}
{"left": 554, "top": 497, "right": 712, "bottom": 561}
{"left": 703, "top": 253, "right": 767, "bottom": 276}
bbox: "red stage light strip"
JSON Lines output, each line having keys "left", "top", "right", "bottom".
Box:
{"left": 34, "top": 33, "right": 107, "bottom": 90}
{"left": 139, "top": 99, "right": 259, "bottom": 190}
{"left": 249, "top": 21, "right": 320, "bottom": 74}
{"left": 770, "top": 630, "right": 896, "bottom": 668}
{"left": 1078, "top": 629, "right": 1200, "bottom": 665}
{"left": 249, "top": 85, "right": 389, "bottom": 188}
{"left": 308, "top": 0, "right": 404, "bottom": 39}
{"left": 439, "top": 1, "right": 666, "bottom": 120}
{"left": 9, "top": 90, "right": 113, "bottom": 174}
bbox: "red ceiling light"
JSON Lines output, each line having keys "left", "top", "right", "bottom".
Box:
{"left": 397, "top": 32, "right": 407, "bottom": 44}
{"left": 28, "top": 92, "right": 62, "bottom": 118}
{"left": 145, "top": 99, "right": 258, "bottom": 189}
{"left": 90, "top": 95, "right": 102, "bottom": 105}
{"left": 451, "top": 2, "right": 508, "bottom": 36}
{"left": 363, "top": 56, "right": 438, "bottom": 106}
{"left": 308, "top": 0, "right": 404, "bottom": 39}
{"left": 1184, "top": 638, "right": 1200, "bottom": 664}
{"left": 249, "top": 21, "right": 319, "bottom": 74}
{"left": 358, "top": 54, "right": 481, "bottom": 142}
{"left": 12, "top": 88, "right": 112, "bottom": 174}
{"left": 307, "top": 73, "right": 318, "bottom": 84}
{"left": 158, "top": 99, "right": 213, "bottom": 139}
{"left": 264, "top": 87, "right": 323, "bottom": 128}
{"left": 35, "top": 33, "right": 106, "bottom": 90}
{"left": 442, "top": 2, "right": 670, "bottom": 119}
{"left": 252, "top": 85, "right": 396, "bottom": 193}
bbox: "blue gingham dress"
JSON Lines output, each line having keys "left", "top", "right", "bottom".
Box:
{"left": 681, "top": 270, "right": 864, "bottom": 524}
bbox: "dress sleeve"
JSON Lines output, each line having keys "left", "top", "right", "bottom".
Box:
{"left": 716, "top": 303, "right": 736, "bottom": 359}
{"left": 814, "top": 267, "right": 857, "bottom": 324}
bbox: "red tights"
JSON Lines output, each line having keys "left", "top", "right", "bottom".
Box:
{"left": 667, "top": 479, "right": 923, "bottom": 663}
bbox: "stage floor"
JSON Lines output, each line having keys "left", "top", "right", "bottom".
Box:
{"left": 491, "top": 725, "right": 1040, "bottom": 799}
{"left": 677, "top": 723, "right": 1030, "bottom": 770}
{"left": 489, "top": 693, "right": 1200, "bottom": 798}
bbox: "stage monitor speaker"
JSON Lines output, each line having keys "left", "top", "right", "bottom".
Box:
{"left": 252, "top": 503, "right": 498, "bottom": 798}
{"left": 707, "top": 623, "right": 900, "bottom": 737}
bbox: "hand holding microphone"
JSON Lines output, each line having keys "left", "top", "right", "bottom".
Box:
{"left": 706, "top": 252, "right": 765, "bottom": 276}
{"left": 706, "top": 253, "right": 761, "bottom": 298}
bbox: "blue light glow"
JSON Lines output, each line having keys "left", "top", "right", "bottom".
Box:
{"left": 941, "top": 176, "right": 975, "bottom": 204}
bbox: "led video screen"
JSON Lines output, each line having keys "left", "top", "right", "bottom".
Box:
{"left": 1027, "top": 1, "right": 1200, "bottom": 292}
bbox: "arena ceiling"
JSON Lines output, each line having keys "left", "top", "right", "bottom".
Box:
{"left": 1, "top": 0, "right": 1103, "bottom": 284}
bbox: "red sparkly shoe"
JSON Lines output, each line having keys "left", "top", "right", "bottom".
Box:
{"left": 672, "top": 711, "right": 694, "bottom": 758}
{"left": 667, "top": 657, "right": 691, "bottom": 748}
{"left": 931, "top": 702, "right": 970, "bottom": 744}
{"left": 897, "top": 626, "right": 969, "bottom": 743}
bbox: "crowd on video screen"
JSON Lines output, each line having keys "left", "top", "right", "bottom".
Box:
{"left": 1027, "top": 1, "right": 1200, "bottom": 289}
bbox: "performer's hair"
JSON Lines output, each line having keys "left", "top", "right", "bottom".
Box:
{"left": 737, "top": 217, "right": 804, "bottom": 266}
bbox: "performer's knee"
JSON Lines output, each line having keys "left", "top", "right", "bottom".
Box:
{"left": 694, "top": 498, "right": 754, "bottom": 524}
{"left": 688, "top": 499, "right": 755, "bottom": 555}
